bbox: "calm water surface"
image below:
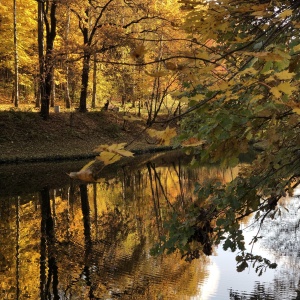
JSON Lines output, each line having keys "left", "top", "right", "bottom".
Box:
{"left": 0, "top": 152, "right": 299, "bottom": 299}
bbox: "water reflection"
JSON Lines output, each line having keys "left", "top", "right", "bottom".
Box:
{"left": 0, "top": 154, "right": 299, "bottom": 299}
{"left": 222, "top": 188, "right": 300, "bottom": 300}
{"left": 0, "top": 154, "right": 212, "bottom": 299}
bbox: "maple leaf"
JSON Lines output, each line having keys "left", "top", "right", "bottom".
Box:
{"left": 96, "top": 152, "right": 121, "bottom": 165}
{"left": 147, "top": 126, "right": 177, "bottom": 146}
{"left": 93, "top": 143, "right": 134, "bottom": 166}
{"left": 275, "top": 70, "right": 295, "bottom": 80}
{"left": 277, "top": 82, "right": 297, "bottom": 96}
{"left": 270, "top": 86, "right": 282, "bottom": 99}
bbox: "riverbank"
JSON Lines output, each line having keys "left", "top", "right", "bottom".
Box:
{"left": 0, "top": 110, "right": 175, "bottom": 164}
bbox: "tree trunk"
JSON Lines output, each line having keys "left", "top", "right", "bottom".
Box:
{"left": 40, "top": 0, "right": 57, "bottom": 120}
{"left": 13, "top": 0, "right": 19, "bottom": 108}
{"left": 37, "top": 1, "right": 45, "bottom": 111}
{"left": 79, "top": 50, "right": 90, "bottom": 112}
{"left": 50, "top": 69, "right": 55, "bottom": 107}
{"left": 64, "top": 8, "right": 71, "bottom": 109}
{"left": 91, "top": 53, "right": 97, "bottom": 109}
{"left": 79, "top": 17, "right": 90, "bottom": 112}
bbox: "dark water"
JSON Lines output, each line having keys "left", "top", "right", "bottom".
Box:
{"left": 0, "top": 152, "right": 299, "bottom": 299}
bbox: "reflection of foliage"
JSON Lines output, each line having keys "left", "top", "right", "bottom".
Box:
{"left": 165, "top": 0, "right": 300, "bottom": 276}
{"left": 151, "top": 202, "right": 216, "bottom": 261}
{"left": 151, "top": 169, "right": 297, "bottom": 274}
{"left": 97, "top": 207, "right": 132, "bottom": 243}
{"left": 235, "top": 252, "right": 277, "bottom": 276}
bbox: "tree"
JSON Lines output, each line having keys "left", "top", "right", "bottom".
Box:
{"left": 150, "top": 0, "right": 300, "bottom": 270}
{"left": 39, "top": 0, "right": 57, "bottom": 120}
{"left": 68, "top": 0, "right": 185, "bottom": 112}
{"left": 0, "top": 0, "right": 37, "bottom": 104}
{"left": 69, "top": 0, "right": 116, "bottom": 112}
{"left": 13, "top": 0, "right": 19, "bottom": 107}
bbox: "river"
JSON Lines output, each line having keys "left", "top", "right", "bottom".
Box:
{"left": 0, "top": 151, "right": 299, "bottom": 299}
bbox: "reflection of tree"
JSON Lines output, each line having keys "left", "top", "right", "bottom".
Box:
{"left": 0, "top": 156, "right": 211, "bottom": 299}
{"left": 147, "top": 162, "right": 163, "bottom": 237}
{"left": 79, "top": 184, "right": 95, "bottom": 299}
{"left": 40, "top": 187, "right": 59, "bottom": 300}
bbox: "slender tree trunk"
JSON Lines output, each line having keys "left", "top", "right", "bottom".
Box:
{"left": 91, "top": 53, "right": 97, "bottom": 109}
{"left": 35, "top": 71, "right": 40, "bottom": 108}
{"left": 13, "top": 0, "right": 19, "bottom": 107}
{"left": 37, "top": 1, "right": 44, "bottom": 110}
{"left": 65, "top": 8, "right": 71, "bottom": 108}
{"left": 15, "top": 196, "right": 20, "bottom": 299}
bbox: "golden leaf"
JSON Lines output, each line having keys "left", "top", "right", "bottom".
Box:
{"left": 293, "top": 108, "right": 300, "bottom": 115}
{"left": 93, "top": 143, "right": 134, "bottom": 165}
{"left": 277, "top": 82, "right": 297, "bottom": 95}
{"left": 275, "top": 70, "right": 295, "bottom": 80}
{"left": 270, "top": 86, "right": 282, "bottom": 99}
{"left": 96, "top": 152, "right": 120, "bottom": 165}
{"left": 147, "top": 126, "right": 177, "bottom": 146}
{"left": 107, "top": 143, "right": 134, "bottom": 157}
{"left": 94, "top": 143, "right": 133, "bottom": 165}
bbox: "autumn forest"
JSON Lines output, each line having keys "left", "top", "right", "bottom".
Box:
{"left": 1, "top": 0, "right": 193, "bottom": 122}
{"left": 1, "top": 0, "right": 300, "bottom": 297}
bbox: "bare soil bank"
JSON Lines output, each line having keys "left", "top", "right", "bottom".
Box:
{"left": 0, "top": 110, "right": 174, "bottom": 164}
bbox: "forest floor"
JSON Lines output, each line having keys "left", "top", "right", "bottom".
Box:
{"left": 0, "top": 107, "right": 177, "bottom": 164}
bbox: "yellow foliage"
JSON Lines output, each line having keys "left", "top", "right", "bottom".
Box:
{"left": 270, "top": 82, "right": 297, "bottom": 99}
{"left": 293, "top": 108, "right": 300, "bottom": 115}
{"left": 96, "top": 152, "right": 121, "bottom": 165}
{"left": 93, "top": 143, "right": 134, "bottom": 165}
{"left": 147, "top": 126, "right": 177, "bottom": 146}
{"left": 277, "top": 82, "right": 297, "bottom": 95}
{"left": 275, "top": 70, "right": 295, "bottom": 80}
{"left": 270, "top": 86, "right": 282, "bottom": 99}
